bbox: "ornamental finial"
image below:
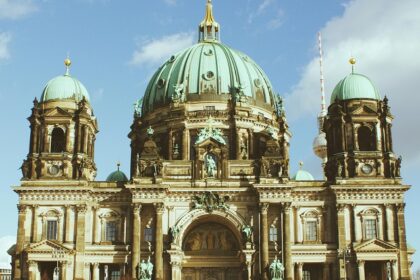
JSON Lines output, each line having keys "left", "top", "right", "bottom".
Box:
{"left": 64, "top": 55, "right": 71, "bottom": 76}
{"left": 349, "top": 57, "right": 356, "bottom": 73}
{"left": 199, "top": 0, "right": 220, "bottom": 42}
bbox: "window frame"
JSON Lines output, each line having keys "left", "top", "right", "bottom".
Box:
{"left": 300, "top": 210, "right": 321, "bottom": 244}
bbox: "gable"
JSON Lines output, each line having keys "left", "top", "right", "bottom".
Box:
{"left": 44, "top": 107, "right": 73, "bottom": 118}
{"left": 26, "top": 240, "right": 73, "bottom": 254}
{"left": 354, "top": 239, "right": 398, "bottom": 253}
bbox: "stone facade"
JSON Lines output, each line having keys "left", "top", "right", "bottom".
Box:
{"left": 9, "top": 1, "right": 414, "bottom": 280}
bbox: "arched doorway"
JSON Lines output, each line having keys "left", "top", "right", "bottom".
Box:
{"left": 181, "top": 221, "right": 245, "bottom": 280}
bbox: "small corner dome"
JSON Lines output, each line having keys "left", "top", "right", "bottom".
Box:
{"left": 330, "top": 73, "right": 381, "bottom": 103}
{"left": 292, "top": 163, "right": 315, "bottom": 181}
{"left": 106, "top": 170, "right": 128, "bottom": 182}
{"left": 40, "top": 58, "right": 90, "bottom": 103}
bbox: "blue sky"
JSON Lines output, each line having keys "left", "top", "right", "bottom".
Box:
{"left": 0, "top": 0, "right": 419, "bottom": 271}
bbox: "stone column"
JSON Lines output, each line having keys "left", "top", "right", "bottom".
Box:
{"left": 248, "top": 129, "right": 254, "bottom": 158}
{"left": 75, "top": 205, "right": 87, "bottom": 280}
{"left": 92, "top": 263, "right": 100, "bottom": 280}
{"left": 132, "top": 204, "right": 141, "bottom": 280}
{"left": 57, "top": 216, "right": 63, "bottom": 242}
{"left": 43, "top": 126, "right": 50, "bottom": 152}
{"left": 391, "top": 260, "right": 399, "bottom": 280}
{"left": 322, "top": 206, "right": 329, "bottom": 243}
{"left": 168, "top": 250, "right": 183, "bottom": 280}
{"left": 283, "top": 203, "right": 293, "bottom": 280}
{"left": 155, "top": 203, "right": 165, "bottom": 280}
{"left": 259, "top": 203, "right": 269, "bottom": 280}
{"left": 32, "top": 205, "right": 39, "bottom": 243}
{"left": 336, "top": 204, "right": 347, "bottom": 280}
{"left": 28, "top": 260, "right": 37, "bottom": 280}
{"left": 182, "top": 127, "right": 189, "bottom": 160}
{"left": 92, "top": 206, "right": 99, "bottom": 244}
{"left": 60, "top": 261, "right": 67, "bottom": 280}
{"left": 297, "top": 263, "right": 303, "bottom": 280}
{"left": 65, "top": 205, "right": 74, "bottom": 243}
{"left": 83, "top": 126, "right": 89, "bottom": 153}
{"left": 396, "top": 203, "right": 411, "bottom": 279}
{"left": 323, "top": 262, "right": 329, "bottom": 280}
{"left": 385, "top": 204, "right": 395, "bottom": 242}
{"left": 357, "top": 260, "right": 365, "bottom": 280}
{"left": 14, "top": 205, "right": 28, "bottom": 280}
{"left": 66, "top": 124, "right": 71, "bottom": 152}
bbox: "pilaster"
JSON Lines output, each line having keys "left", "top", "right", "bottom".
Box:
{"left": 396, "top": 203, "right": 410, "bottom": 279}
{"left": 155, "top": 203, "right": 165, "bottom": 280}
{"left": 132, "top": 203, "right": 141, "bottom": 280}
{"left": 259, "top": 202, "right": 269, "bottom": 280}
{"left": 283, "top": 203, "right": 293, "bottom": 280}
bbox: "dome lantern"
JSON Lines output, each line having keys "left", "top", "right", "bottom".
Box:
{"left": 199, "top": 0, "right": 220, "bottom": 42}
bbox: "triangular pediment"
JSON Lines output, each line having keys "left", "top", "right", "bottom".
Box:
{"left": 44, "top": 107, "right": 73, "bottom": 117}
{"left": 350, "top": 104, "right": 377, "bottom": 115}
{"left": 354, "top": 239, "right": 398, "bottom": 252}
{"left": 196, "top": 136, "right": 226, "bottom": 147}
{"left": 26, "top": 240, "right": 73, "bottom": 254}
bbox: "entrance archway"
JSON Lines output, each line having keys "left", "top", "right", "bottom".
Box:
{"left": 182, "top": 221, "right": 244, "bottom": 280}
{"left": 168, "top": 209, "right": 252, "bottom": 280}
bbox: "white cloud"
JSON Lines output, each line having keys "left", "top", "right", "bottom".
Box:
{"left": 164, "top": 0, "right": 176, "bottom": 5}
{"left": 285, "top": 0, "right": 420, "bottom": 161}
{"left": 267, "top": 9, "right": 284, "bottom": 30}
{"left": 0, "top": 236, "right": 14, "bottom": 269}
{"left": 130, "top": 32, "right": 194, "bottom": 67}
{"left": 0, "top": 0, "right": 37, "bottom": 20}
{"left": 0, "top": 32, "right": 11, "bottom": 60}
{"left": 248, "top": 0, "right": 275, "bottom": 23}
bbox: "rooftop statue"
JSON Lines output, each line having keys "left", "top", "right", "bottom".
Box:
{"left": 137, "top": 256, "right": 154, "bottom": 280}
{"left": 195, "top": 117, "right": 226, "bottom": 145}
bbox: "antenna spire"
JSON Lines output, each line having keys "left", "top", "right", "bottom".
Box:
{"left": 318, "top": 32, "right": 327, "bottom": 118}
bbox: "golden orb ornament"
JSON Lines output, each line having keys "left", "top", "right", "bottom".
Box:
{"left": 64, "top": 58, "right": 72, "bottom": 67}
{"left": 349, "top": 57, "right": 356, "bottom": 65}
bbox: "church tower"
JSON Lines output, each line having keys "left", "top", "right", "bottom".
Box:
{"left": 323, "top": 58, "right": 400, "bottom": 181}
{"left": 23, "top": 58, "right": 98, "bottom": 181}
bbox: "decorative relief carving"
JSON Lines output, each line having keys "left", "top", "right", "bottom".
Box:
{"left": 191, "top": 192, "right": 229, "bottom": 213}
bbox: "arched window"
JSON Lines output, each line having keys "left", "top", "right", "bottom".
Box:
{"left": 358, "top": 126, "right": 375, "bottom": 151}
{"left": 51, "top": 127, "right": 66, "bottom": 153}
{"left": 359, "top": 208, "right": 380, "bottom": 240}
{"left": 300, "top": 210, "right": 321, "bottom": 243}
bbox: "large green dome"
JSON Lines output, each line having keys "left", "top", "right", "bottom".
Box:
{"left": 40, "top": 61, "right": 90, "bottom": 103}
{"left": 142, "top": 41, "right": 277, "bottom": 114}
{"left": 106, "top": 170, "right": 128, "bottom": 182}
{"left": 330, "top": 72, "right": 381, "bottom": 103}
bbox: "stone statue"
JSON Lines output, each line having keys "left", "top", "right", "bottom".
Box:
{"left": 169, "top": 225, "right": 181, "bottom": 243}
{"left": 240, "top": 134, "right": 248, "bottom": 159}
{"left": 205, "top": 154, "right": 217, "bottom": 178}
{"left": 269, "top": 257, "right": 284, "bottom": 280}
{"left": 173, "top": 83, "right": 184, "bottom": 102}
{"left": 242, "top": 224, "right": 253, "bottom": 243}
{"left": 337, "top": 160, "right": 343, "bottom": 177}
{"left": 20, "top": 159, "right": 30, "bottom": 179}
{"left": 134, "top": 98, "right": 143, "bottom": 117}
{"left": 137, "top": 257, "right": 153, "bottom": 280}
{"left": 395, "top": 156, "right": 402, "bottom": 177}
{"left": 191, "top": 191, "right": 230, "bottom": 212}
{"left": 275, "top": 95, "right": 285, "bottom": 117}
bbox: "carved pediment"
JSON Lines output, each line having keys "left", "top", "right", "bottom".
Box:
{"left": 44, "top": 107, "right": 73, "bottom": 118}
{"left": 350, "top": 104, "right": 377, "bottom": 115}
{"left": 26, "top": 240, "right": 73, "bottom": 254}
{"left": 354, "top": 239, "right": 398, "bottom": 253}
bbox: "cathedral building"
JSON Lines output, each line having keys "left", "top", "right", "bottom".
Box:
{"left": 10, "top": 1, "right": 414, "bottom": 279}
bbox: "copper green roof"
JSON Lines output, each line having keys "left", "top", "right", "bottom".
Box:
{"left": 292, "top": 169, "right": 315, "bottom": 181}
{"left": 106, "top": 170, "right": 128, "bottom": 182}
{"left": 142, "top": 41, "right": 277, "bottom": 114}
{"left": 40, "top": 74, "right": 90, "bottom": 103}
{"left": 330, "top": 73, "right": 381, "bottom": 103}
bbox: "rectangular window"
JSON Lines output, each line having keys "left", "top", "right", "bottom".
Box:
{"left": 144, "top": 227, "right": 154, "bottom": 242}
{"left": 109, "top": 269, "right": 121, "bottom": 280}
{"left": 106, "top": 221, "right": 118, "bottom": 242}
{"left": 269, "top": 227, "right": 278, "bottom": 242}
{"left": 47, "top": 220, "right": 57, "bottom": 240}
{"left": 305, "top": 221, "right": 317, "bottom": 241}
{"left": 365, "top": 219, "right": 377, "bottom": 239}
{"left": 204, "top": 106, "right": 215, "bottom": 111}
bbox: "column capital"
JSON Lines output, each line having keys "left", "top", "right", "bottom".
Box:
{"left": 296, "top": 262, "right": 304, "bottom": 268}
{"left": 27, "top": 260, "right": 36, "bottom": 266}
{"left": 132, "top": 203, "right": 142, "bottom": 214}
{"left": 92, "top": 262, "right": 99, "bottom": 268}
{"left": 281, "top": 202, "right": 291, "bottom": 212}
{"left": 76, "top": 204, "right": 87, "bottom": 214}
{"left": 17, "top": 204, "right": 28, "bottom": 214}
{"left": 259, "top": 202, "right": 269, "bottom": 214}
{"left": 357, "top": 260, "right": 365, "bottom": 266}
{"left": 32, "top": 204, "right": 39, "bottom": 209}
{"left": 154, "top": 202, "right": 165, "bottom": 214}
{"left": 396, "top": 203, "right": 405, "bottom": 213}
{"left": 336, "top": 203, "right": 346, "bottom": 213}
